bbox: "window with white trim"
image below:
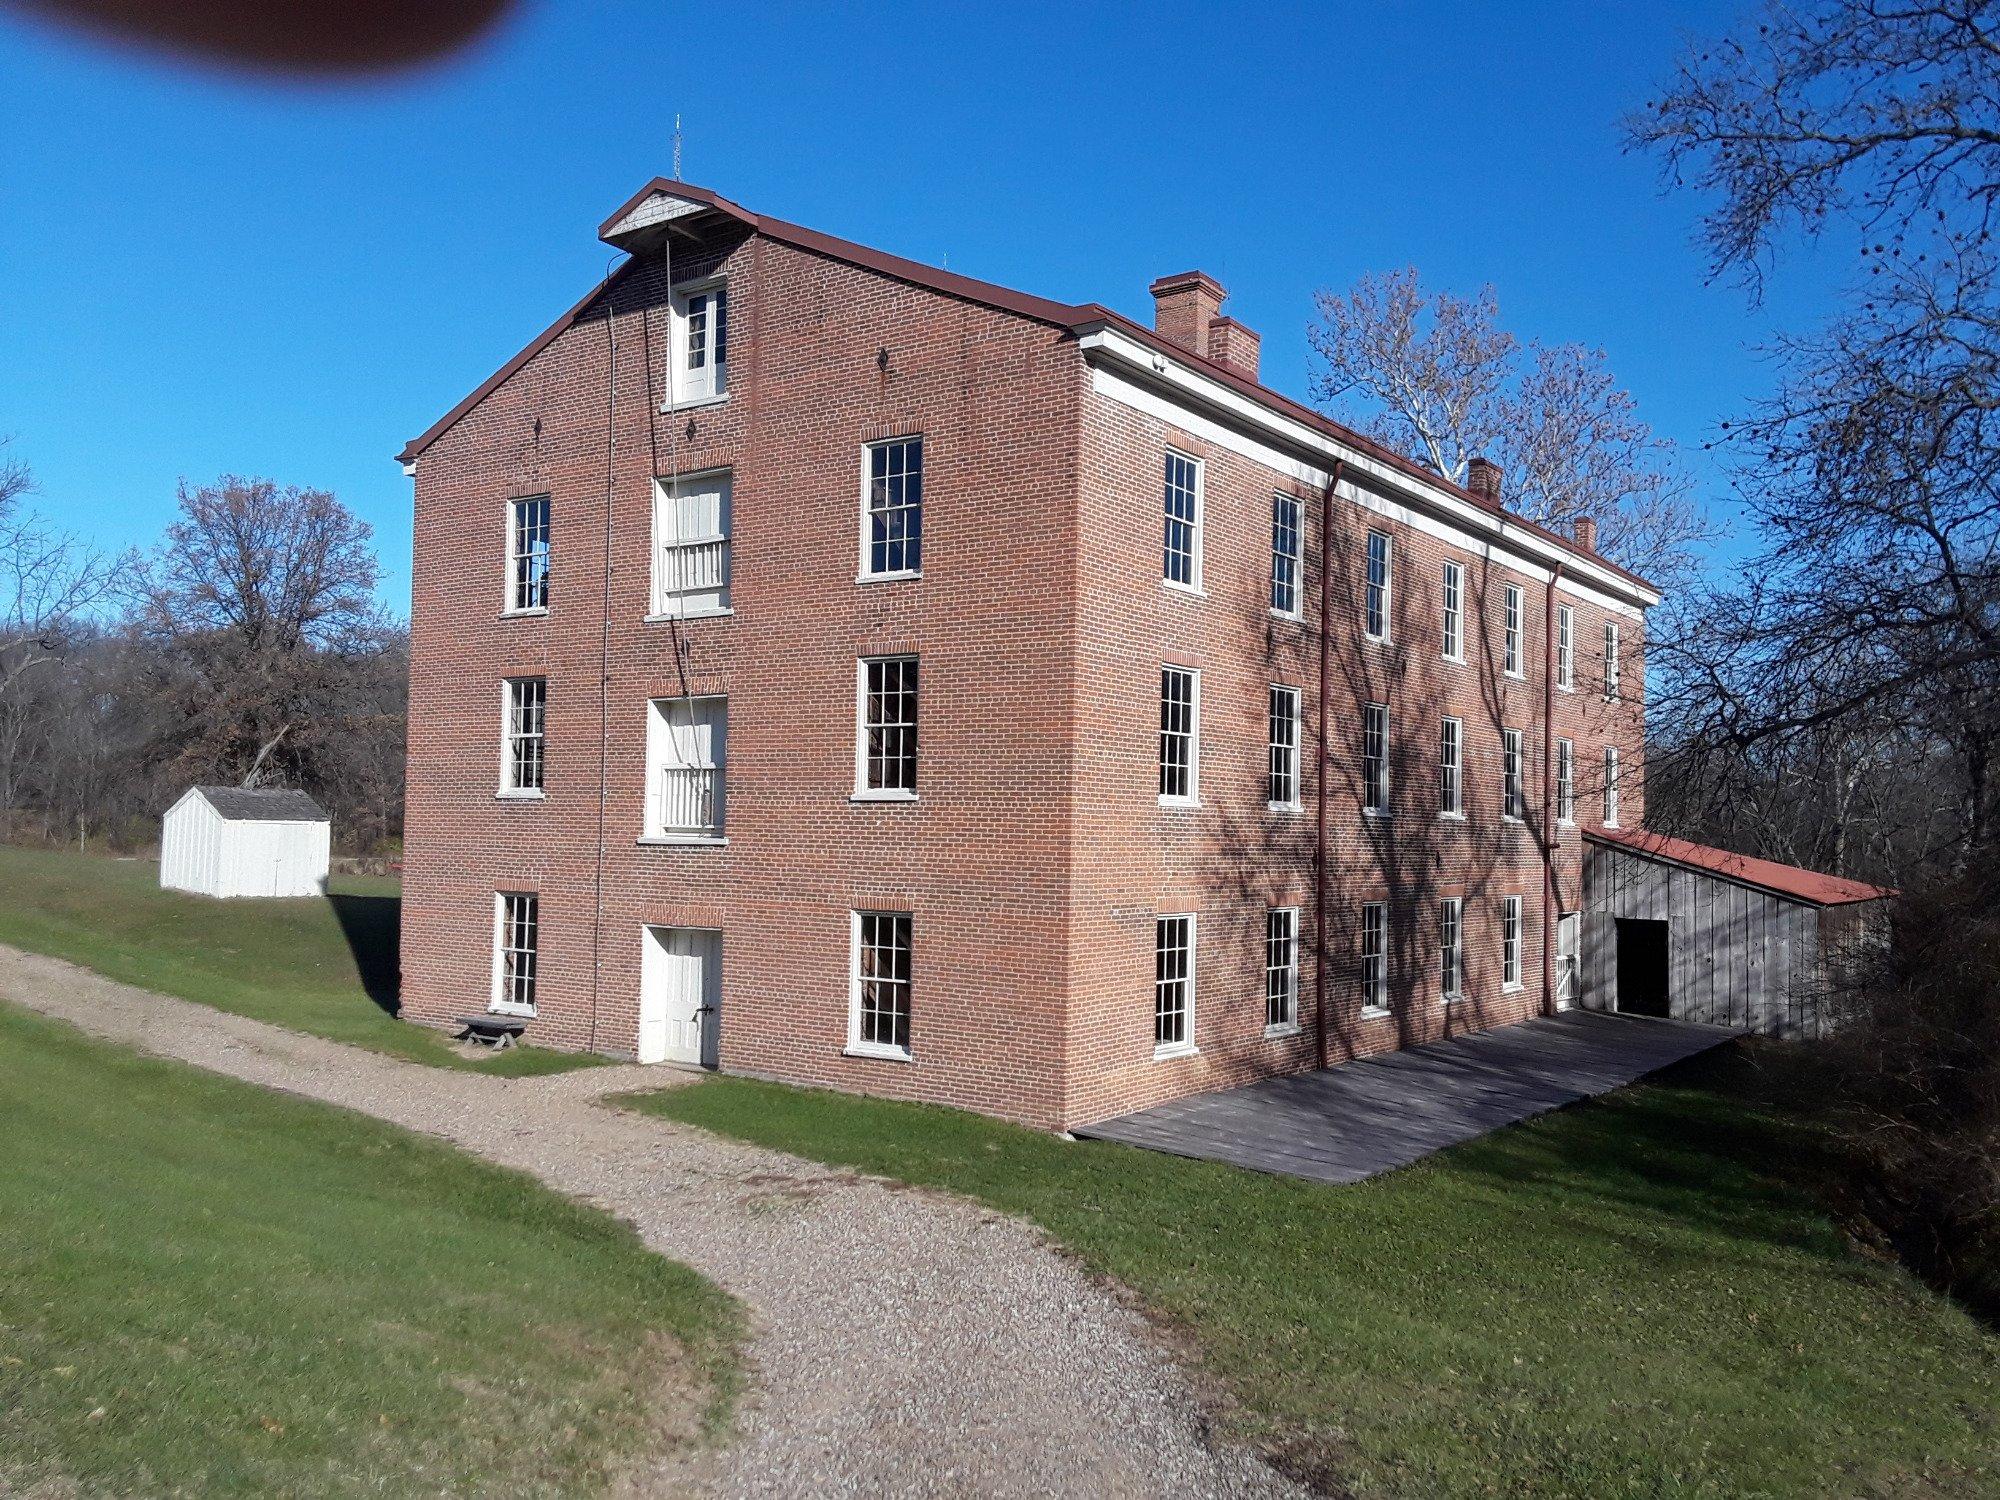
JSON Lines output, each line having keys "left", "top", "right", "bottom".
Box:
{"left": 849, "top": 911, "right": 912, "bottom": 1057}
{"left": 506, "top": 495, "right": 549, "bottom": 613}
{"left": 1556, "top": 737, "right": 1575, "bottom": 824}
{"left": 651, "top": 470, "right": 731, "bottom": 617}
{"left": 1502, "top": 894, "right": 1524, "bottom": 991}
{"left": 1603, "top": 745, "right": 1621, "bottom": 825}
{"left": 857, "top": 656, "right": 918, "bottom": 797}
{"left": 1556, "top": 603, "right": 1575, "bottom": 690}
{"left": 1163, "top": 450, "right": 1202, "bottom": 588}
{"left": 1268, "top": 685, "right": 1300, "bottom": 808}
{"left": 1503, "top": 583, "right": 1525, "bottom": 678}
{"left": 1270, "top": 492, "right": 1302, "bottom": 616}
{"left": 1266, "top": 907, "right": 1299, "bottom": 1031}
{"left": 669, "top": 282, "right": 727, "bottom": 405}
{"left": 1502, "top": 727, "right": 1526, "bottom": 821}
{"left": 1362, "top": 702, "right": 1389, "bottom": 815}
{"left": 1364, "top": 530, "right": 1391, "bottom": 640}
{"left": 502, "top": 678, "right": 546, "bottom": 795}
{"left": 1154, "top": 914, "right": 1194, "bottom": 1053}
{"left": 1361, "top": 901, "right": 1388, "bottom": 1013}
{"left": 645, "top": 696, "right": 726, "bottom": 839}
{"left": 1604, "top": 621, "right": 1621, "bottom": 701}
{"left": 492, "top": 892, "right": 539, "bottom": 1015}
{"left": 1439, "top": 897, "right": 1463, "bottom": 1002}
{"left": 862, "top": 437, "right": 923, "bottom": 578}
{"left": 1442, "top": 560, "right": 1464, "bottom": 662}
{"left": 1159, "top": 667, "right": 1199, "bottom": 804}
{"left": 1439, "top": 716, "right": 1463, "bottom": 817}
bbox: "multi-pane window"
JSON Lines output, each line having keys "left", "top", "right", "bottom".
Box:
{"left": 1266, "top": 908, "right": 1299, "bottom": 1031}
{"left": 1362, "top": 702, "right": 1389, "bottom": 815}
{"left": 851, "top": 911, "right": 912, "bottom": 1056}
{"left": 863, "top": 437, "right": 923, "bottom": 577}
{"left": 1159, "top": 667, "right": 1199, "bottom": 803}
{"left": 672, "top": 284, "right": 727, "bottom": 404}
{"left": 507, "top": 495, "right": 550, "bottom": 613}
{"left": 1556, "top": 604, "right": 1575, "bottom": 690}
{"left": 1268, "top": 685, "right": 1301, "bottom": 808}
{"left": 503, "top": 678, "right": 546, "bottom": 794}
{"left": 1502, "top": 727, "right": 1526, "bottom": 821}
{"left": 1439, "top": 897, "right": 1463, "bottom": 1002}
{"left": 1364, "top": 530, "right": 1392, "bottom": 640}
{"left": 1270, "top": 492, "right": 1302, "bottom": 616}
{"left": 858, "top": 657, "right": 919, "bottom": 795}
{"left": 1503, "top": 583, "right": 1525, "bottom": 677}
{"left": 493, "top": 893, "right": 539, "bottom": 1014}
{"left": 1441, "top": 561, "right": 1464, "bottom": 661}
{"left": 1604, "top": 621, "right": 1622, "bottom": 701}
{"left": 646, "top": 696, "right": 726, "bottom": 837}
{"left": 1439, "top": 716, "right": 1463, "bottom": 816}
{"left": 1556, "top": 737, "right": 1576, "bottom": 824}
{"left": 1502, "top": 895, "right": 1524, "bottom": 990}
{"left": 1154, "top": 914, "right": 1194, "bottom": 1052}
{"left": 651, "top": 471, "right": 731, "bottom": 617}
{"left": 1604, "top": 745, "right": 1621, "bottom": 825}
{"left": 1163, "top": 451, "right": 1202, "bottom": 587}
{"left": 1360, "top": 902, "right": 1388, "bottom": 1012}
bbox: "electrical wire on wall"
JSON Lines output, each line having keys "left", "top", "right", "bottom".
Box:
{"left": 588, "top": 250, "right": 624, "bottom": 1053}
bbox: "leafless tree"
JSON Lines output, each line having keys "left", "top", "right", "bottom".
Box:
{"left": 1307, "top": 269, "right": 1718, "bottom": 590}
{"left": 0, "top": 438, "right": 114, "bottom": 711}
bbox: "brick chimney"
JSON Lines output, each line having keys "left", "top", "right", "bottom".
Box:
{"left": 1206, "top": 316, "right": 1261, "bottom": 381}
{"left": 1466, "top": 456, "right": 1502, "bottom": 506}
{"left": 1573, "top": 515, "right": 1598, "bottom": 553}
{"left": 1150, "top": 271, "right": 1226, "bottom": 354}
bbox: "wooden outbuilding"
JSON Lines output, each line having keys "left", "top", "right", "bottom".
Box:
{"left": 159, "top": 786, "right": 331, "bottom": 900}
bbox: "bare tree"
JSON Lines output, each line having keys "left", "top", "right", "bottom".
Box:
{"left": 1307, "top": 268, "right": 1717, "bottom": 589}
{"left": 0, "top": 437, "right": 112, "bottom": 736}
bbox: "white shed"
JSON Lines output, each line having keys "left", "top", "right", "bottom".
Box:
{"left": 159, "top": 786, "right": 332, "bottom": 899}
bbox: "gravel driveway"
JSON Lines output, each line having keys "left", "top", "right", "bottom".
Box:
{"left": 0, "top": 945, "right": 1300, "bottom": 1499}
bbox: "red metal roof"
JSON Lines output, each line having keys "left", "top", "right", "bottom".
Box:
{"left": 1586, "top": 826, "right": 1894, "bottom": 907}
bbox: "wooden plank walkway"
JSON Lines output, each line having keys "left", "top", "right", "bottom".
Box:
{"left": 1073, "top": 1011, "right": 1732, "bottom": 1185}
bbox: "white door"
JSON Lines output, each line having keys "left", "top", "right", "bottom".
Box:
{"left": 639, "top": 927, "right": 721, "bottom": 1066}
{"left": 1555, "top": 912, "right": 1580, "bottom": 1010}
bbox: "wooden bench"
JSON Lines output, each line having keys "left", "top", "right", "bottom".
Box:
{"left": 457, "top": 1014, "right": 528, "bottom": 1050}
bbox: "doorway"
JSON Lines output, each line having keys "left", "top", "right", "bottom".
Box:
{"left": 1555, "top": 913, "right": 1580, "bottom": 1011}
{"left": 639, "top": 926, "right": 721, "bottom": 1067}
{"left": 1614, "top": 918, "right": 1671, "bottom": 1018}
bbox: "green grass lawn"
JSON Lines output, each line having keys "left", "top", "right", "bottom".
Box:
{"left": 0, "top": 1001, "right": 741, "bottom": 1496}
{"left": 628, "top": 1051, "right": 2000, "bottom": 1499}
{"left": 0, "top": 844, "right": 598, "bottom": 1075}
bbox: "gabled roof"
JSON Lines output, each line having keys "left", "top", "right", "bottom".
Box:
{"left": 191, "top": 786, "right": 329, "bottom": 823}
{"left": 397, "top": 178, "right": 1656, "bottom": 596}
{"left": 1587, "top": 826, "right": 1892, "bottom": 908}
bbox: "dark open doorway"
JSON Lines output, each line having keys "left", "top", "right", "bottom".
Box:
{"left": 1615, "top": 918, "right": 1671, "bottom": 1018}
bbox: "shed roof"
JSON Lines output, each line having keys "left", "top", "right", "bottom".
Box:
{"left": 192, "top": 786, "right": 330, "bottom": 823}
{"left": 1587, "top": 827, "right": 1892, "bottom": 908}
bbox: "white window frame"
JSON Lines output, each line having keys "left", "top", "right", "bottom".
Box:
{"left": 1556, "top": 737, "right": 1576, "bottom": 825}
{"left": 1154, "top": 913, "right": 1196, "bottom": 1057}
{"left": 500, "top": 677, "right": 546, "bottom": 797}
{"left": 1502, "top": 727, "right": 1526, "bottom": 822}
{"left": 1364, "top": 529, "right": 1392, "bottom": 641}
{"left": 1502, "top": 894, "right": 1524, "bottom": 991}
{"left": 854, "top": 656, "right": 919, "bottom": 801}
{"left": 1162, "top": 449, "right": 1204, "bottom": 593}
{"left": 665, "top": 277, "right": 727, "bottom": 408}
{"left": 1603, "top": 621, "right": 1622, "bottom": 702}
{"left": 1362, "top": 702, "right": 1390, "bottom": 816}
{"left": 490, "top": 891, "right": 539, "bottom": 1016}
{"left": 1503, "top": 583, "right": 1525, "bottom": 678}
{"left": 1270, "top": 491, "right": 1302, "bottom": 618}
{"left": 1360, "top": 901, "right": 1389, "bottom": 1015}
{"left": 1439, "top": 897, "right": 1464, "bottom": 1004}
{"left": 847, "top": 910, "right": 913, "bottom": 1061}
{"left": 1159, "top": 666, "right": 1201, "bottom": 807}
{"left": 1441, "top": 560, "right": 1465, "bottom": 662}
{"left": 1265, "top": 906, "right": 1300, "bottom": 1035}
{"left": 1604, "top": 745, "right": 1621, "bottom": 826}
{"left": 504, "top": 494, "right": 550, "bottom": 616}
{"left": 643, "top": 695, "right": 727, "bottom": 843}
{"left": 649, "top": 469, "right": 732, "bottom": 620}
{"left": 1268, "top": 684, "right": 1301, "bottom": 810}
{"left": 859, "top": 435, "right": 924, "bottom": 581}
{"left": 1439, "top": 715, "right": 1463, "bottom": 819}
{"left": 1556, "top": 604, "right": 1575, "bottom": 691}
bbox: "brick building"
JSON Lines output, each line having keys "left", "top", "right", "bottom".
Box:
{"left": 397, "top": 180, "right": 1656, "bottom": 1131}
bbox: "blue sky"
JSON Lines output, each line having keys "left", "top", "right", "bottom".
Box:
{"left": 1, "top": 0, "right": 1836, "bottom": 613}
